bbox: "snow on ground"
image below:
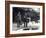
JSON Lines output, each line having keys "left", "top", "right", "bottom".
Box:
{"left": 12, "top": 20, "right": 40, "bottom": 31}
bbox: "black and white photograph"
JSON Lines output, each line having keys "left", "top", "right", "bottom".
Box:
{"left": 13, "top": 7, "right": 40, "bottom": 30}
{"left": 10, "top": 4, "right": 43, "bottom": 34}
{"left": 5, "top": 1, "right": 45, "bottom": 37}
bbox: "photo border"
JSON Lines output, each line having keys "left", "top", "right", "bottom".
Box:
{"left": 10, "top": 4, "right": 43, "bottom": 34}
{"left": 5, "top": 1, "right": 45, "bottom": 37}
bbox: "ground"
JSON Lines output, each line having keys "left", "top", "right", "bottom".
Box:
{"left": 12, "top": 20, "right": 40, "bottom": 31}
